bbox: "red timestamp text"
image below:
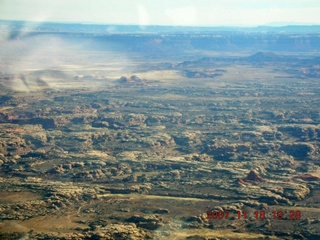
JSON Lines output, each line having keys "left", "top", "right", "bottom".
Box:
{"left": 206, "top": 210, "right": 230, "bottom": 220}
{"left": 206, "top": 210, "right": 301, "bottom": 220}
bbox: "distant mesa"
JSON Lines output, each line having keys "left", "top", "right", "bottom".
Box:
{"left": 237, "top": 170, "right": 265, "bottom": 185}
{"left": 118, "top": 75, "right": 147, "bottom": 86}
{"left": 246, "top": 51, "right": 285, "bottom": 62}
{"left": 177, "top": 57, "right": 216, "bottom": 68}
{"left": 293, "top": 173, "right": 320, "bottom": 182}
{"left": 183, "top": 69, "right": 223, "bottom": 78}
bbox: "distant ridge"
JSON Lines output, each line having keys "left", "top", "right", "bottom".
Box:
{"left": 1, "top": 19, "right": 320, "bottom": 34}
{"left": 246, "top": 52, "right": 283, "bottom": 62}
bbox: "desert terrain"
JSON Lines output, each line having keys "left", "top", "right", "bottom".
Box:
{"left": 0, "top": 21, "right": 320, "bottom": 239}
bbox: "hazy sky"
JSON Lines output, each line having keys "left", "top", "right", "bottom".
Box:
{"left": 0, "top": 0, "right": 319, "bottom": 26}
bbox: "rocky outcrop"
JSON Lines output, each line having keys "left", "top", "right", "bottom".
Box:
{"left": 118, "top": 75, "right": 148, "bottom": 86}
{"left": 16, "top": 223, "right": 150, "bottom": 240}
{"left": 293, "top": 174, "right": 320, "bottom": 181}
{"left": 183, "top": 69, "right": 222, "bottom": 78}
{"left": 280, "top": 143, "right": 316, "bottom": 159}
{"left": 92, "top": 121, "right": 109, "bottom": 128}
{"left": 237, "top": 170, "right": 265, "bottom": 185}
{"left": 153, "top": 208, "right": 169, "bottom": 214}
{"left": 13, "top": 117, "right": 70, "bottom": 129}
{"left": 127, "top": 215, "right": 164, "bottom": 230}
{"left": 99, "top": 223, "right": 151, "bottom": 239}
{"left": 183, "top": 213, "right": 209, "bottom": 229}
{"left": 246, "top": 170, "right": 265, "bottom": 182}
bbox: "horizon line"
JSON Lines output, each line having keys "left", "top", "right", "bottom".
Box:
{"left": 1, "top": 19, "right": 320, "bottom": 29}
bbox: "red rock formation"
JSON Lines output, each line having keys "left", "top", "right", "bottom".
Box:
{"left": 293, "top": 174, "right": 320, "bottom": 181}
{"left": 236, "top": 178, "right": 247, "bottom": 185}
{"left": 118, "top": 75, "right": 147, "bottom": 86}
{"left": 237, "top": 170, "right": 265, "bottom": 185}
{"left": 246, "top": 170, "right": 265, "bottom": 182}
